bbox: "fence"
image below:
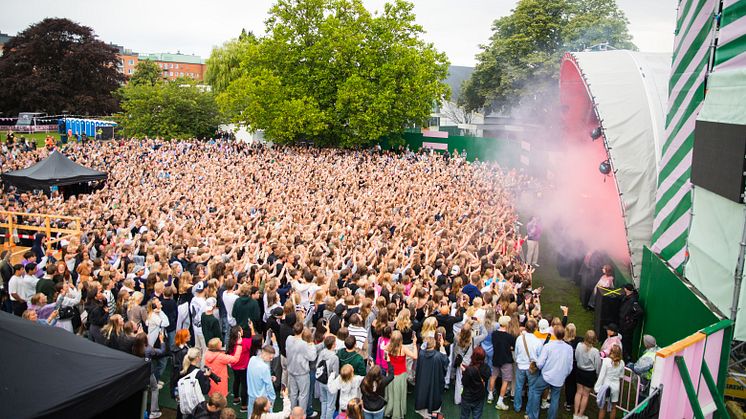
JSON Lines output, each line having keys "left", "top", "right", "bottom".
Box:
{"left": 648, "top": 319, "right": 733, "bottom": 418}
{"left": 380, "top": 131, "right": 522, "bottom": 167}
{"left": 0, "top": 211, "right": 82, "bottom": 259}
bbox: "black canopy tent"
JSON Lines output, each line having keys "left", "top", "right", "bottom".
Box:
{"left": 0, "top": 311, "right": 149, "bottom": 419}
{"left": 1, "top": 150, "right": 107, "bottom": 193}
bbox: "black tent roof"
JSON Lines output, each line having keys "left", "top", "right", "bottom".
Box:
{"left": 0, "top": 311, "right": 149, "bottom": 418}
{"left": 1, "top": 150, "right": 107, "bottom": 190}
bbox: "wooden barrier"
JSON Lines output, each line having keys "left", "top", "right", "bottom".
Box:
{"left": 0, "top": 210, "right": 82, "bottom": 256}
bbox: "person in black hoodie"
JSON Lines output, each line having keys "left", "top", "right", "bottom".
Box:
{"left": 86, "top": 282, "right": 109, "bottom": 344}
{"left": 460, "top": 346, "right": 491, "bottom": 419}
{"left": 619, "top": 284, "right": 644, "bottom": 362}
{"left": 361, "top": 363, "right": 395, "bottom": 418}
{"left": 160, "top": 286, "right": 179, "bottom": 345}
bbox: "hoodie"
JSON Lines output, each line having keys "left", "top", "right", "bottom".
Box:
{"left": 286, "top": 335, "right": 317, "bottom": 376}
{"left": 232, "top": 295, "right": 260, "bottom": 333}
{"left": 317, "top": 347, "right": 340, "bottom": 379}
{"left": 328, "top": 373, "right": 364, "bottom": 411}
{"left": 337, "top": 348, "right": 367, "bottom": 377}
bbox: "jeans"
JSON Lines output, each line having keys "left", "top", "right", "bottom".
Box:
{"left": 232, "top": 369, "right": 248, "bottom": 407}
{"left": 514, "top": 368, "right": 537, "bottom": 412}
{"left": 527, "top": 374, "right": 562, "bottom": 419}
{"left": 220, "top": 314, "right": 229, "bottom": 344}
{"left": 364, "top": 409, "right": 385, "bottom": 419}
{"left": 318, "top": 382, "right": 337, "bottom": 419}
{"left": 306, "top": 370, "right": 316, "bottom": 416}
{"left": 460, "top": 398, "right": 485, "bottom": 419}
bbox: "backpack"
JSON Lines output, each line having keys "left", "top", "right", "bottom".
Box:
{"left": 481, "top": 332, "right": 494, "bottom": 361}
{"left": 177, "top": 369, "right": 205, "bottom": 414}
{"left": 315, "top": 359, "right": 329, "bottom": 384}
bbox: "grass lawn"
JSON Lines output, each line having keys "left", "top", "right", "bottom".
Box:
{"left": 2, "top": 131, "right": 59, "bottom": 148}
{"left": 155, "top": 235, "right": 599, "bottom": 419}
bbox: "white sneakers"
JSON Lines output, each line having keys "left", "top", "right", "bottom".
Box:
{"left": 496, "top": 401, "right": 510, "bottom": 410}
{"left": 541, "top": 400, "right": 551, "bottom": 409}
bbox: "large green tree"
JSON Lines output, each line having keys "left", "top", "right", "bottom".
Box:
{"left": 128, "top": 60, "right": 164, "bottom": 86}
{"left": 117, "top": 69, "right": 222, "bottom": 139}
{"left": 460, "top": 0, "right": 635, "bottom": 114}
{"left": 0, "top": 18, "right": 125, "bottom": 116}
{"left": 210, "top": 0, "right": 450, "bottom": 147}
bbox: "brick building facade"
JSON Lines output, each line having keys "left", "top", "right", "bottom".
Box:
{"left": 118, "top": 50, "right": 205, "bottom": 81}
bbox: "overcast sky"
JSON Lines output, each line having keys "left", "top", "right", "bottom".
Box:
{"left": 1, "top": 0, "right": 677, "bottom": 66}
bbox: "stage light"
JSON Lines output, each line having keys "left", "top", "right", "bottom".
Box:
{"left": 590, "top": 127, "right": 602, "bottom": 140}
{"left": 599, "top": 160, "right": 612, "bottom": 175}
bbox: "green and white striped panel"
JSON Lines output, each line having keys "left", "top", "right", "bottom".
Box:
{"left": 651, "top": 0, "right": 717, "bottom": 271}
{"left": 715, "top": 0, "right": 746, "bottom": 69}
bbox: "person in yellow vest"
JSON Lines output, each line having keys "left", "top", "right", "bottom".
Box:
{"left": 628, "top": 335, "right": 658, "bottom": 394}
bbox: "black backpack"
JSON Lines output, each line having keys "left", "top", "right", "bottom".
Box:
{"left": 315, "top": 359, "right": 329, "bottom": 384}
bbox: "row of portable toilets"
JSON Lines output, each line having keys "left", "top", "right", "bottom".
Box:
{"left": 58, "top": 118, "right": 117, "bottom": 138}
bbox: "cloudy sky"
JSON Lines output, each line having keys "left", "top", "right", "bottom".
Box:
{"left": 1, "top": 0, "right": 677, "bottom": 66}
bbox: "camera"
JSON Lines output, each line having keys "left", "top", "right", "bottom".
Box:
{"left": 204, "top": 367, "right": 221, "bottom": 384}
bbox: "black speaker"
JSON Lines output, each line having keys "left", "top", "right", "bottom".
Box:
{"left": 692, "top": 120, "right": 746, "bottom": 203}
{"left": 594, "top": 287, "right": 621, "bottom": 338}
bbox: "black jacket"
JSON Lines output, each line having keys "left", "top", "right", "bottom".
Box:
{"left": 434, "top": 310, "right": 464, "bottom": 344}
{"left": 86, "top": 300, "right": 108, "bottom": 327}
{"left": 461, "top": 363, "right": 491, "bottom": 403}
{"left": 361, "top": 362, "right": 395, "bottom": 412}
{"left": 278, "top": 312, "right": 297, "bottom": 357}
{"left": 619, "top": 291, "right": 643, "bottom": 331}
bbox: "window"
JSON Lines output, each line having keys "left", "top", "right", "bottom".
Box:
{"left": 175, "top": 64, "right": 179, "bottom": 69}
{"left": 128, "top": 69, "right": 133, "bottom": 74}
{"left": 169, "top": 72, "right": 173, "bottom": 76}
{"left": 169, "top": 63, "right": 173, "bottom": 69}
{"left": 180, "top": 72, "right": 184, "bottom": 76}
{"left": 128, "top": 59, "right": 134, "bottom": 65}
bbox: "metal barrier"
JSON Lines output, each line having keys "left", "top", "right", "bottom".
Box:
{"left": 617, "top": 367, "right": 644, "bottom": 414}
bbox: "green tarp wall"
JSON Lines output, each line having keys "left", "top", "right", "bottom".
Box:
{"left": 638, "top": 246, "right": 722, "bottom": 350}
{"left": 381, "top": 132, "right": 520, "bottom": 166}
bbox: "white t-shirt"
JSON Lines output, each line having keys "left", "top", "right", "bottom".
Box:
{"left": 190, "top": 296, "right": 207, "bottom": 336}
{"left": 8, "top": 274, "right": 23, "bottom": 301}
{"left": 223, "top": 292, "right": 239, "bottom": 327}
{"left": 20, "top": 274, "right": 39, "bottom": 302}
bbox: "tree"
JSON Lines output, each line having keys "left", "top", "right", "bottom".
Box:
{"left": 0, "top": 18, "right": 125, "bottom": 116}
{"left": 211, "top": 0, "right": 450, "bottom": 147}
{"left": 117, "top": 71, "right": 222, "bottom": 139}
{"left": 128, "top": 60, "right": 164, "bottom": 86}
{"left": 460, "top": 0, "right": 635, "bottom": 115}
{"left": 204, "top": 36, "right": 258, "bottom": 95}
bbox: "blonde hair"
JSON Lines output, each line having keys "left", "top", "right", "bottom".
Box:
{"left": 609, "top": 344, "right": 622, "bottom": 367}
{"left": 181, "top": 347, "right": 201, "bottom": 374}
{"left": 208, "top": 337, "right": 222, "bottom": 350}
{"left": 395, "top": 309, "right": 412, "bottom": 332}
{"left": 340, "top": 364, "right": 354, "bottom": 382}
{"left": 421, "top": 317, "right": 438, "bottom": 337}
{"left": 388, "top": 330, "right": 403, "bottom": 356}
{"left": 564, "top": 323, "right": 577, "bottom": 342}
{"left": 128, "top": 291, "right": 144, "bottom": 311}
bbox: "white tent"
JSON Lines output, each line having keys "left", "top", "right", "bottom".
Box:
{"left": 561, "top": 50, "right": 671, "bottom": 279}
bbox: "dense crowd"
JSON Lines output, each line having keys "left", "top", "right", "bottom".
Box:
{"left": 0, "top": 138, "right": 651, "bottom": 419}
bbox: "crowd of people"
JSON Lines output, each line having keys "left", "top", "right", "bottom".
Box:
{"left": 0, "top": 137, "right": 653, "bottom": 419}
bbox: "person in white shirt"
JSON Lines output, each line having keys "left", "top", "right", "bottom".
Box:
{"left": 19, "top": 263, "right": 40, "bottom": 305}
{"left": 222, "top": 278, "right": 239, "bottom": 328}
{"left": 513, "top": 319, "right": 543, "bottom": 412}
{"left": 8, "top": 264, "right": 26, "bottom": 316}
{"left": 190, "top": 281, "right": 208, "bottom": 363}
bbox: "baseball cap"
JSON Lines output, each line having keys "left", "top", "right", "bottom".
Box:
{"left": 193, "top": 281, "right": 205, "bottom": 292}
{"left": 205, "top": 297, "right": 217, "bottom": 310}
